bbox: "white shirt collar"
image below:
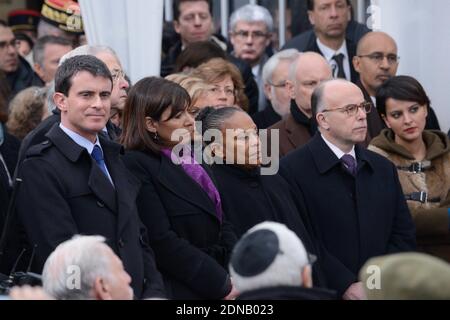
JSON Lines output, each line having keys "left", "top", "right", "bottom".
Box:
{"left": 316, "top": 38, "right": 348, "bottom": 63}
{"left": 59, "top": 124, "right": 101, "bottom": 154}
{"left": 321, "top": 133, "right": 356, "bottom": 160}
{"left": 370, "top": 96, "right": 376, "bottom": 106}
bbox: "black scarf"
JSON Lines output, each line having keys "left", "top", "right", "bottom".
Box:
{"left": 290, "top": 100, "right": 317, "bottom": 136}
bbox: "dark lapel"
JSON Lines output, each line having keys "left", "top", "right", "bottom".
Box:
{"left": 46, "top": 124, "right": 117, "bottom": 213}
{"left": 307, "top": 133, "right": 342, "bottom": 175}
{"left": 101, "top": 137, "right": 138, "bottom": 236}
{"left": 157, "top": 155, "right": 219, "bottom": 222}
{"left": 346, "top": 39, "right": 359, "bottom": 83}
{"left": 307, "top": 132, "right": 374, "bottom": 175}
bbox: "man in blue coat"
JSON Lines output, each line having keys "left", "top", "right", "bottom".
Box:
{"left": 280, "top": 79, "right": 416, "bottom": 299}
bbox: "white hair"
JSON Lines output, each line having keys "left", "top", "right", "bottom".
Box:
{"left": 229, "top": 222, "right": 309, "bottom": 293}
{"left": 45, "top": 80, "right": 57, "bottom": 112}
{"left": 229, "top": 4, "right": 274, "bottom": 33}
{"left": 262, "top": 49, "right": 300, "bottom": 85}
{"left": 59, "top": 45, "right": 118, "bottom": 66}
{"left": 42, "top": 235, "right": 113, "bottom": 300}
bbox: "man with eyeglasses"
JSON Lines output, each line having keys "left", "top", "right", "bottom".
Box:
{"left": 280, "top": 79, "right": 416, "bottom": 300}
{"left": 229, "top": 5, "right": 274, "bottom": 112}
{"left": 252, "top": 49, "right": 300, "bottom": 129}
{"left": 268, "top": 52, "right": 332, "bottom": 157}
{"left": 0, "top": 20, "right": 41, "bottom": 99}
{"left": 353, "top": 31, "right": 441, "bottom": 146}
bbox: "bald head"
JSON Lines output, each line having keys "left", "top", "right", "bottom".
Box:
{"left": 313, "top": 79, "right": 367, "bottom": 152}
{"left": 356, "top": 32, "right": 397, "bottom": 55}
{"left": 287, "top": 52, "right": 332, "bottom": 118}
{"left": 353, "top": 32, "right": 399, "bottom": 97}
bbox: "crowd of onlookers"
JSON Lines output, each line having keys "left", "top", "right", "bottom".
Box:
{"left": 0, "top": 0, "right": 449, "bottom": 300}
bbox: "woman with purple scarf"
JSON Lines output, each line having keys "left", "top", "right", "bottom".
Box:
{"left": 121, "top": 77, "right": 237, "bottom": 300}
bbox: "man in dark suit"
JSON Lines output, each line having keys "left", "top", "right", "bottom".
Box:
{"left": 283, "top": 0, "right": 359, "bottom": 83}
{"left": 280, "top": 79, "right": 416, "bottom": 299}
{"left": 353, "top": 32, "right": 440, "bottom": 146}
{"left": 268, "top": 52, "right": 332, "bottom": 157}
{"left": 17, "top": 45, "right": 127, "bottom": 166}
{"left": 15, "top": 55, "right": 165, "bottom": 299}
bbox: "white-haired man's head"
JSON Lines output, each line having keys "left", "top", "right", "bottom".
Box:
{"left": 42, "top": 235, "right": 133, "bottom": 300}
{"left": 53, "top": 45, "right": 129, "bottom": 111}
{"left": 229, "top": 222, "right": 314, "bottom": 293}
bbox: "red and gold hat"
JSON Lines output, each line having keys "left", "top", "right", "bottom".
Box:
{"left": 41, "top": 0, "right": 84, "bottom": 35}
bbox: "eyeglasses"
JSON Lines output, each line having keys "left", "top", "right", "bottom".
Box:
{"left": 322, "top": 102, "right": 372, "bottom": 116}
{"left": 233, "top": 30, "right": 269, "bottom": 40}
{"left": 110, "top": 69, "right": 126, "bottom": 83}
{"left": 357, "top": 53, "right": 400, "bottom": 65}
{"left": 0, "top": 39, "right": 19, "bottom": 51}
{"left": 268, "top": 81, "right": 286, "bottom": 88}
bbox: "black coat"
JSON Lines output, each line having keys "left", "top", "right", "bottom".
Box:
{"left": 122, "top": 150, "right": 237, "bottom": 300}
{"left": 284, "top": 32, "right": 359, "bottom": 84}
{"left": 15, "top": 125, "right": 166, "bottom": 299}
{"left": 5, "top": 56, "right": 43, "bottom": 99}
{"left": 251, "top": 102, "right": 281, "bottom": 130}
{"left": 16, "top": 109, "right": 121, "bottom": 170}
{"left": 211, "top": 164, "right": 328, "bottom": 288}
{"left": 280, "top": 133, "right": 417, "bottom": 295}
{"left": 237, "top": 286, "right": 336, "bottom": 300}
{"left": 0, "top": 125, "right": 20, "bottom": 274}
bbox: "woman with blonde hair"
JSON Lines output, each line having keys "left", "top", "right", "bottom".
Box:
{"left": 7, "top": 86, "right": 49, "bottom": 140}
{"left": 191, "top": 58, "right": 249, "bottom": 112}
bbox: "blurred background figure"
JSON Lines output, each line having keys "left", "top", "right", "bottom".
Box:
{"left": 33, "top": 35, "right": 73, "bottom": 86}
{"left": 7, "top": 9, "right": 40, "bottom": 43}
{"left": 360, "top": 253, "right": 450, "bottom": 300}
{"left": 191, "top": 58, "right": 249, "bottom": 112}
{"left": 38, "top": 0, "right": 84, "bottom": 47}
{"left": 230, "top": 222, "right": 335, "bottom": 300}
{"left": 7, "top": 86, "right": 49, "bottom": 140}
{"left": 369, "top": 76, "right": 450, "bottom": 262}
{"left": 252, "top": 49, "right": 300, "bottom": 129}
{"left": 42, "top": 235, "right": 134, "bottom": 300}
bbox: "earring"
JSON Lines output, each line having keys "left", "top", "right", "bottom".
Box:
{"left": 153, "top": 132, "right": 159, "bottom": 141}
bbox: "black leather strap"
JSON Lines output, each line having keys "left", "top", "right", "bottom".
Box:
{"left": 397, "top": 161, "right": 433, "bottom": 173}
{"left": 405, "top": 192, "right": 440, "bottom": 204}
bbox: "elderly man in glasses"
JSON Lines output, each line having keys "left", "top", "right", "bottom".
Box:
{"left": 230, "top": 222, "right": 336, "bottom": 300}
{"left": 229, "top": 4, "right": 274, "bottom": 112}
{"left": 353, "top": 31, "right": 440, "bottom": 146}
{"left": 280, "top": 79, "right": 416, "bottom": 300}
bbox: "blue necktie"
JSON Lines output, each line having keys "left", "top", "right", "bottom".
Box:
{"left": 91, "top": 145, "right": 111, "bottom": 182}
{"left": 341, "top": 154, "right": 357, "bottom": 176}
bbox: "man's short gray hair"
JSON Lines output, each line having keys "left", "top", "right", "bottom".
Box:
{"left": 59, "top": 45, "right": 118, "bottom": 67}
{"left": 229, "top": 4, "right": 274, "bottom": 33}
{"left": 42, "top": 235, "right": 113, "bottom": 300}
{"left": 262, "top": 49, "right": 299, "bottom": 85}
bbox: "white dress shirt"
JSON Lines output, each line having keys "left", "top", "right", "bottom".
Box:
{"left": 321, "top": 133, "right": 356, "bottom": 161}
{"left": 317, "top": 38, "right": 351, "bottom": 81}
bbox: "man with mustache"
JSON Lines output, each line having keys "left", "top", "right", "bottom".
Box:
{"left": 15, "top": 55, "right": 166, "bottom": 300}
{"left": 353, "top": 31, "right": 440, "bottom": 145}
{"left": 280, "top": 79, "right": 416, "bottom": 299}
